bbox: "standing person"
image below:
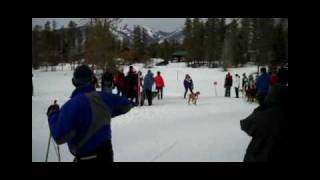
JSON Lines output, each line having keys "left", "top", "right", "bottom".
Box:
{"left": 269, "top": 71, "right": 278, "bottom": 87}
{"left": 101, "top": 70, "right": 114, "bottom": 93}
{"left": 242, "top": 73, "right": 248, "bottom": 91}
{"left": 183, "top": 74, "right": 194, "bottom": 99}
{"left": 137, "top": 71, "right": 144, "bottom": 106}
{"left": 240, "top": 68, "right": 288, "bottom": 162}
{"left": 46, "top": 65, "right": 132, "bottom": 162}
{"left": 154, "top": 71, "right": 165, "bottom": 100}
{"left": 248, "top": 74, "right": 255, "bottom": 90}
{"left": 125, "top": 66, "right": 139, "bottom": 106}
{"left": 224, "top": 72, "right": 233, "bottom": 97}
{"left": 234, "top": 74, "right": 240, "bottom": 98}
{"left": 93, "top": 75, "right": 100, "bottom": 89}
{"left": 256, "top": 67, "right": 270, "bottom": 106}
{"left": 143, "top": 70, "right": 154, "bottom": 106}
{"left": 114, "top": 70, "right": 125, "bottom": 96}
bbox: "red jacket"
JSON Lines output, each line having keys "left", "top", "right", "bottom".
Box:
{"left": 114, "top": 73, "right": 125, "bottom": 91}
{"left": 270, "top": 75, "right": 278, "bottom": 86}
{"left": 154, "top": 75, "right": 165, "bottom": 88}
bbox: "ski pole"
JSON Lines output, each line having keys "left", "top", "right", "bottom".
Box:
{"left": 56, "top": 144, "right": 61, "bottom": 162}
{"left": 45, "top": 132, "right": 51, "bottom": 162}
{"left": 52, "top": 140, "right": 61, "bottom": 162}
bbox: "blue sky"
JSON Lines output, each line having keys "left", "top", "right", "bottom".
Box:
{"left": 32, "top": 18, "right": 187, "bottom": 32}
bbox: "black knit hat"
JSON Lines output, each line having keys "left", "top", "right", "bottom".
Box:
{"left": 72, "top": 65, "right": 94, "bottom": 87}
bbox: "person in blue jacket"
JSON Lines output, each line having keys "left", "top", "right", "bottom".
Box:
{"left": 256, "top": 67, "right": 270, "bottom": 106}
{"left": 143, "top": 70, "right": 154, "bottom": 106}
{"left": 46, "top": 65, "right": 133, "bottom": 162}
{"left": 183, "top": 74, "right": 194, "bottom": 99}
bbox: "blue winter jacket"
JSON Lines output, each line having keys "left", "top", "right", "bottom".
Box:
{"left": 184, "top": 79, "right": 193, "bottom": 89}
{"left": 143, "top": 72, "right": 154, "bottom": 91}
{"left": 256, "top": 73, "right": 270, "bottom": 95}
{"left": 48, "top": 85, "right": 132, "bottom": 156}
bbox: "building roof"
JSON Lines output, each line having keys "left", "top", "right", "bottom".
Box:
{"left": 172, "top": 50, "right": 188, "bottom": 57}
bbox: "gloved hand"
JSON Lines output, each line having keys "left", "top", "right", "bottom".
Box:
{"left": 47, "top": 101, "right": 60, "bottom": 117}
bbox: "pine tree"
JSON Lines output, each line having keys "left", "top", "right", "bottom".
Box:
{"left": 66, "top": 20, "right": 77, "bottom": 64}
{"left": 147, "top": 42, "right": 160, "bottom": 58}
{"left": 159, "top": 40, "right": 171, "bottom": 61}
{"left": 230, "top": 19, "right": 240, "bottom": 66}
{"left": 76, "top": 26, "right": 84, "bottom": 62}
{"left": 271, "top": 20, "right": 287, "bottom": 72}
{"left": 238, "top": 18, "right": 251, "bottom": 65}
{"left": 32, "top": 25, "right": 44, "bottom": 69}
{"left": 191, "top": 18, "right": 205, "bottom": 65}
{"left": 85, "top": 18, "right": 120, "bottom": 71}
{"left": 204, "top": 18, "right": 218, "bottom": 67}
{"left": 251, "top": 18, "right": 275, "bottom": 71}
{"left": 217, "top": 18, "right": 226, "bottom": 64}
{"left": 221, "top": 28, "right": 232, "bottom": 71}
{"left": 133, "top": 25, "right": 142, "bottom": 62}
{"left": 43, "top": 21, "right": 52, "bottom": 71}
{"left": 183, "top": 18, "right": 193, "bottom": 62}
{"left": 141, "top": 27, "right": 148, "bottom": 61}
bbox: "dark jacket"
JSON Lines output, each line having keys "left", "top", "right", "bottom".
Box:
{"left": 184, "top": 78, "right": 193, "bottom": 89}
{"left": 48, "top": 85, "right": 132, "bottom": 157}
{"left": 125, "top": 71, "right": 138, "bottom": 96}
{"left": 101, "top": 72, "right": 114, "bottom": 91}
{"left": 256, "top": 73, "right": 270, "bottom": 95}
{"left": 240, "top": 84, "right": 288, "bottom": 162}
{"left": 224, "top": 74, "right": 233, "bottom": 87}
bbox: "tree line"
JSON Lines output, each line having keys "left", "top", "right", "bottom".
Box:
{"left": 32, "top": 18, "right": 288, "bottom": 72}
{"left": 183, "top": 18, "right": 288, "bottom": 71}
{"left": 32, "top": 18, "right": 182, "bottom": 71}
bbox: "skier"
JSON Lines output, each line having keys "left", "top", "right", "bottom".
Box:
{"left": 46, "top": 65, "right": 132, "bottom": 162}
{"left": 256, "top": 67, "right": 270, "bottom": 106}
{"left": 183, "top": 74, "right": 194, "bottom": 99}
{"left": 240, "top": 68, "right": 288, "bottom": 162}
{"left": 143, "top": 70, "right": 154, "bottom": 106}
{"left": 224, "top": 72, "right": 233, "bottom": 97}
{"left": 101, "top": 70, "right": 114, "bottom": 93}
{"left": 125, "top": 66, "right": 139, "bottom": 106}
{"left": 154, "top": 71, "right": 165, "bottom": 100}
{"left": 234, "top": 74, "right": 240, "bottom": 98}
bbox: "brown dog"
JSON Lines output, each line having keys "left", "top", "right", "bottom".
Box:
{"left": 245, "top": 88, "right": 256, "bottom": 103}
{"left": 188, "top": 91, "right": 200, "bottom": 105}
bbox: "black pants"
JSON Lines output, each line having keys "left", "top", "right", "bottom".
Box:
{"left": 257, "top": 93, "right": 267, "bottom": 106}
{"left": 128, "top": 90, "right": 139, "bottom": 106}
{"left": 235, "top": 87, "right": 239, "bottom": 98}
{"left": 140, "top": 89, "right": 145, "bottom": 106}
{"left": 116, "top": 88, "right": 123, "bottom": 96}
{"left": 145, "top": 89, "right": 152, "bottom": 106}
{"left": 74, "top": 141, "right": 114, "bottom": 162}
{"left": 157, "top": 87, "right": 163, "bottom": 100}
{"left": 184, "top": 88, "right": 194, "bottom": 99}
{"left": 225, "top": 86, "right": 231, "bottom": 97}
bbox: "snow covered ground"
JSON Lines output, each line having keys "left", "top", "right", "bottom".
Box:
{"left": 32, "top": 62, "right": 258, "bottom": 162}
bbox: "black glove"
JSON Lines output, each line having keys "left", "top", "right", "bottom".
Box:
{"left": 47, "top": 104, "right": 60, "bottom": 117}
